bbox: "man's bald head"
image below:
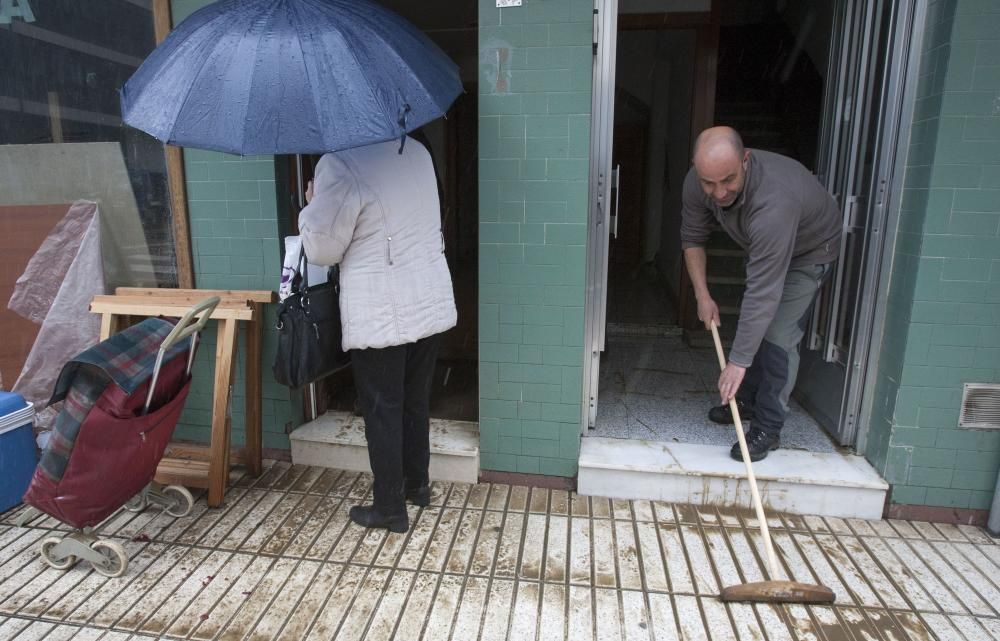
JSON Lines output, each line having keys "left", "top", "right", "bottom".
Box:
{"left": 693, "top": 126, "right": 745, "bottom": 165}
{"left": 692, "top": 126, "right": 749, "bottom": 208}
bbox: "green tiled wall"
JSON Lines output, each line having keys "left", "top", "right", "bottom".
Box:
{"left": 478, "top": 0, "right": 593, "bottom": 477}
{"left": 869, "top": 0, "right": 1000, "bottom": 510}
{"left": 170, "top": 0, "right": 300, "bottom": 451}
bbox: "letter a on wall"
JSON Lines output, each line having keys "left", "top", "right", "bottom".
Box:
{"left": 0, "top": 0, "right": 36, "bottom": 24}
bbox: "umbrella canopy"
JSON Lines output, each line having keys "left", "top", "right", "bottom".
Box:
{"left": 121, "top": 0, "right": 462, "bottom": 155}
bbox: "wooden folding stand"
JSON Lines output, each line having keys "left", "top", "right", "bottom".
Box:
{"left": 89, "top": 288, "right": 276, "bottom": 507}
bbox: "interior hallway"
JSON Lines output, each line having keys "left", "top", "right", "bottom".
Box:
{"left": 594, "top": 266, "right": 836, "bottom": 453}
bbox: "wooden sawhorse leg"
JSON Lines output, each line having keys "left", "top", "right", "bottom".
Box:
{"left": 244, "top": 304, "right": 263, "bottom": 477}
{"left": 207, "top": 318, "right": 238, "bottom": 507}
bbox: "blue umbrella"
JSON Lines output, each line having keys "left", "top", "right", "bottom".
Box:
{"left": 120, "top": 0, "right": 462, "bottom": 155}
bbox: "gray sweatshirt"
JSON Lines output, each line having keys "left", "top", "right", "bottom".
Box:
{"left": 680, "top": 149, "right": 842, "bottom": 367}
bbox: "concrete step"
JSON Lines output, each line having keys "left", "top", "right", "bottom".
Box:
{"left": 578, "top": 437, "right": 888, "bottom": 520}
{"left": 289, "top": 411, "right": 479, "bottom": 484}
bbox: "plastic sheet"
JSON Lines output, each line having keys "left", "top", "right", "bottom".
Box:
{"left": 9, "top": 201, "right": 106, "bottom": 432}
{"left": 279, "top": 235, "right": 327, "bottom": 302}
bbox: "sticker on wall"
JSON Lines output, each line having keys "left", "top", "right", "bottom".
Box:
{"left": 480, "top": 39, "right": 513, "bottom": 95}
{"left": 497, "top": 0, "right": 522, "bottom": 7}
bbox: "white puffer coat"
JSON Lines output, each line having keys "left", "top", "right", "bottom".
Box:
{"left": 298, "top": 138, "right": 456, "bottom": 351}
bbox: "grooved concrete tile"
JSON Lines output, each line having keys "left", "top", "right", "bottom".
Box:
{"left": 449, "top": 576, "right": 488, "bottom": 641}
{"left": 570, "top": 517, "right": 593, "bottom": 586}
{"left": 2, "top": 460, "right": 998, "bottom": 641}
{"left": 480, "top": 578, "right": 515, "bottom": 641}
{"left": 274, "top": 563, "right": 344, "bottom": 641}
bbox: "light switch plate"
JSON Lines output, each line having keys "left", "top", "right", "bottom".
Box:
{"left": 497, "top": 0, "right": 522, "bottom": 7}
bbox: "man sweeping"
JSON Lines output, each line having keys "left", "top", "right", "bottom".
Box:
{"left": 681, "top": 126, "right": 842, "bottom": 462}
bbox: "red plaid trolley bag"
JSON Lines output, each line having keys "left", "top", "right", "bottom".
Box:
{"left": 21, "top": 297, "right": 218, "bottom": 576}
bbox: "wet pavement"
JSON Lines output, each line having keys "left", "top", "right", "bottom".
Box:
{"left": 1, "top": 460, "right": 998, "bottom": 640}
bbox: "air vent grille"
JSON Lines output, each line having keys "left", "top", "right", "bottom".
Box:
{"left": 959, "top": 383, "right": 1000, "bottom": 429}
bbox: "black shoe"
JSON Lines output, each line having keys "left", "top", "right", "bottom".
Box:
{"left": 708, "top": 400, "right": 755, "bottom": 424}
{"left": 405, "top": 484, "right": 431, "bottom": 507}
{"left": 730, "top": 428, "right": 779, "bottom": 462}
{"left": 349, "top": 505, "right": 408, "bottom": 533}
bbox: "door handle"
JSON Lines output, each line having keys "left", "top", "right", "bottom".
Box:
{"left": 610, "top": 164, "right": 621, "bottom": 239}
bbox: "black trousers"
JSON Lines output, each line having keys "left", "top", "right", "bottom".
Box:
{"left": 735, "top": 264, "right": 831, "bottom": 436}
{"left": 350, "top": 332, "right": 442, "bottom": 513}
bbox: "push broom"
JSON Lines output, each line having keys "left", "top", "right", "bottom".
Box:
{"left": 709, "top": 321, "right": 836, "bottom": 604}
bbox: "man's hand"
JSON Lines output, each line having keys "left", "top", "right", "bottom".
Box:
{"left": 696, "top": 295, "right": 721, "bottom": 331}
{"left": 718, "top": 362, "right": 746, "bottom": 405}
{"left": 305, "top": 180, "right": 314, "bottom": 205}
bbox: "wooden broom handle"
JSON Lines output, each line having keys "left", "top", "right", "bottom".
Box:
{"left": 709, "top": 321, "right": 781, "bottom": 580}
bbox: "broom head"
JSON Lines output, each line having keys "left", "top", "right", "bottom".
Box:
{"left": 720, "top": 580, "right": 836, "bottom": 604}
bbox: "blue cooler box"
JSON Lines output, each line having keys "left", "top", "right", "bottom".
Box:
{"left": 0, "top": 392, "right": 36, "bottom": 513}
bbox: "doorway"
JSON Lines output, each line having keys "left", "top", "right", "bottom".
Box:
{"left": 584, "top": 0, "right": 913, "bottom": 454}
{"left": 281, "top": 1, "right": 479, "bottom": 425}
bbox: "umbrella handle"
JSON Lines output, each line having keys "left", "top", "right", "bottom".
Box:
{"left": 397, "top": 103, "right": 411, "bottom": 154}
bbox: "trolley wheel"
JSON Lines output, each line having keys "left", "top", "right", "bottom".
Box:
{"left": 163, "top": 485, "right": 194, "bottom": 517}
{"left": 124, "top": 492, "right": 147, "bottom": 512}
{"left": 40, "top": 537, "right": 76, "bottom": 570}
{"left": 91, "top": 540, "right": 128, "bottom": 578}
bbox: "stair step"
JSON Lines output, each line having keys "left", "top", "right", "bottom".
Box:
{"left": 577, "top": 437, "right": 888, "bottom": 519}
{"left": 290, "top": 411, "right": 479, "bottom": 484}
{"left": 706, "top": 248, "right": 746, "bottom": 257}
{"left": 607, "top": 322, "right": 683, "bottom": 338}
{"left": 707, "top": 275, "right": 744, "bottom": 285}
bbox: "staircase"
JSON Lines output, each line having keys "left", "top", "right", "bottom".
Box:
{"left": 683, "top": 98, "right": 802, "bottom": 347}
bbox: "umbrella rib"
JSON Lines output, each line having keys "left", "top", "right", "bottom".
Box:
{"left": 323, "top": 2, "right": 398, "bottom": 137}
{"left": 239, "top": 0, "right": 284, "bottom": 155}
{"left": 290, "top": 1, "right": 330, "bottom": 152}
{"left": 294, "top": 0, "right": 395, "bottom": 146}
{"left": 336, "top": 1, "right": 459, "bottom": 125}
{"left": 167, "top": 2, "right": 261, "bottom": 151}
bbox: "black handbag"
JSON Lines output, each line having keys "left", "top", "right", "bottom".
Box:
{"left": 272, "top": 251, "right": 350, "bottom": 388}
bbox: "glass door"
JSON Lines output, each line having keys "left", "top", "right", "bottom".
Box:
{"left": 582, "top": 0, "right": 619, "bottom": 431}
{"left": 798, "top": 0, "right": 922, "bottom": 446}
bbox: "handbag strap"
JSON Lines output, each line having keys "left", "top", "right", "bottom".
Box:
{"left": 297, "top": 245, "right": 310, "bottom": 291}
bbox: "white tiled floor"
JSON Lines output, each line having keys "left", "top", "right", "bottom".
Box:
{"left": 1, "top": 461, "right": 998, "bottom": 640}
{"left": 593, "top": 334, "right": 837, "bottom": 453}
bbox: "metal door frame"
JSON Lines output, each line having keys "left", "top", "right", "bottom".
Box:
{"left": 809, "top": 0, "right": 926, "bottom": 449}
{"left": 853, "top": 0, "right": 926, "bottom": 454}
{"left": 582, "top": 0, "right": 619, "bottom": 432}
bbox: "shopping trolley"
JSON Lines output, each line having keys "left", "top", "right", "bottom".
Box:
{"left": 21, "top": 297, "right": 219, "bottom": 577}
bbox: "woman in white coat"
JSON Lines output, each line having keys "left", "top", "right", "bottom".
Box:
{"left": 299, "top": 136, "right": 456, "bottom": 533}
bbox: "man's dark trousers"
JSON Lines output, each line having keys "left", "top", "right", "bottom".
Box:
{"left": 351, "top": 333, "right": 442, "bottom": 513}
{"left": 735, "top": 264, "right": 831, "bottom": 437}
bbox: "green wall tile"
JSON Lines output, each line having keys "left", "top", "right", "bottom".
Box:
{"left": 924, "top": 487, "right": 971, "bottom": 508}
{"left": 908, "top": 466, "right": 953, "bottom": 487}
{"left": 951, "top": 468, "right": 996, "bottom": 490}
{"left": 970, "top": 490, "right": 994, "bottom": 510}
{"left": 516, "top": 456, "right": 540, "bottom": 474}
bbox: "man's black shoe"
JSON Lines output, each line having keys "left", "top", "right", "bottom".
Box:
{"left": 708, "top": 400, "right": 755, "bottom": 424}
{"left": 349, "top": 505, "right": 409, "bottom": 533}
{"left": 730, "top": 428, "right": 779, "bottom": 462}
{"left": 405, "top": 484, "right": 431, "bottom": 507}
